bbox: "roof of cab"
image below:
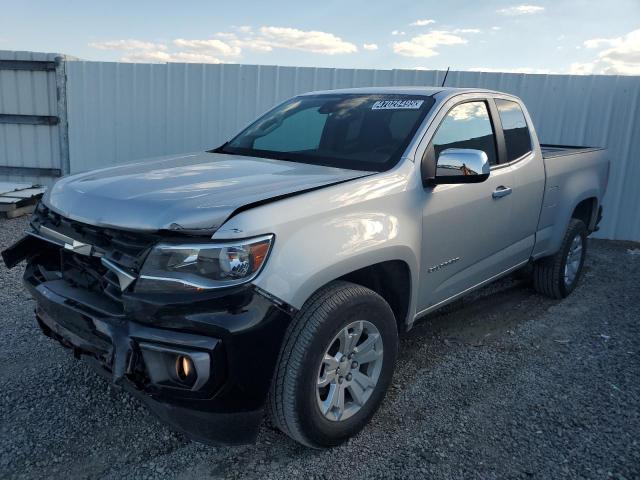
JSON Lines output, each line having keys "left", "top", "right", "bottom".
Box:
{"left": 301, "top": 86, "right": 500, "bottom": 98}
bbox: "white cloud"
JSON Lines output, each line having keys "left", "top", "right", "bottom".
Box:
{"left": 241, "top": 40, "right": 274, "bottom": 52}
{"left": 215, "top": 32, "right": 237, "bottom": 40}
{"left": 491, "top": 26, "right": 502, "bottom": 31}
{"left": 600, "top": 34, "right": 640, "bottom": 65}
{"left": 573, "top": 29, "right": 640, "bottom": 75}
{"left": 583, "top": 37, "right": 620, "bottom": 49}
{"left": 258, "top": 26, "right": 357, "bottom": 54}
{"left": 211, "top": 32, "right": 273, "bottom": 52}
{"left": 410, "top": 19, "right": 436, "bottom": 26}
{"left": 393, "top": 30, "right": 467, "bottom": 58}
{"left": 568, "top": 62, "right": 596, "bottom": 75}
{"left": 89, "top": 39, "right": 166, "bottom": 51}
{"left": 226, "top": 27, "right": 359, "bottom": 54}
{"left": 121, "top": 51, "right": 223, "bottom": 64}
{"left": 363, "top": 43, "right": 378, "bottom": 51}
{"left": 173, "top": 38, "right": 241, "bottom": 57}
{"left": 235, "top": 37, "right": 273, "bottom": 53}
{"left": 497, "top": 5, "right": 544, "bottom": 15}
{"left": 89, "top": 26, "right": 358, "bottom": 63}
{"left": 453, "top": 28, "right": 481, "bottom": 34}
{"left": 391, "top": 30, "right": 406, "bottom": 36}
{"left": 468, "top": 66, "right": 552, "bottom": 74}
{"left": 448, "top": 102, "right": 490, "bottom": 121}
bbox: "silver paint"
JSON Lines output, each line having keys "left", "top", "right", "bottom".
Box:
{"left": 42, "top": 87, "right": 609, "bottom": 330}
{"left": 213, "top": 88, "right": 608, "bottom": 327}
{"left": 43, "top": 151, "right": 370, "bottom": 233}
{"left": 101, "top": 258, "right": 137, "bottom": 291}
{"left": 316, "top": 320, "right": 383, "bottom": 422}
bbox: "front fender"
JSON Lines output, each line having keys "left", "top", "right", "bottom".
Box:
{"left": 212, "top": 162, "right": 422, "bottom": 320}
{"left": 266, "top": 230, "right": 418, "bottom": 312}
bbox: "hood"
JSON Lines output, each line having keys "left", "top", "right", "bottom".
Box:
{"left": 45, "top": 152, "right": 370, "bottom": 233}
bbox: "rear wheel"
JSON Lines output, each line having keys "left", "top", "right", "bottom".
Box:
{"left": 269, "top": 281, "right": 398, "bottom": 448}
{"left": 532, "top": 218, "right": 588, "bottom": 299}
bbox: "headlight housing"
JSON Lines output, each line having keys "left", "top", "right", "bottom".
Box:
{"left": 135, "top": 235, "right": 273, "bottom": 292}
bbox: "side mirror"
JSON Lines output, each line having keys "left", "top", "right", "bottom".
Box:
{"left": 425, "top": 148, "right": 490, "bottom": 185}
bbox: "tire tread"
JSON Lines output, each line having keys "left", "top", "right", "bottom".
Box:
{"left": 268, "top": 281, "right": 390, "bottom": 447}
{"left": 532, "top": 218, "right": 586, "bottom": 299}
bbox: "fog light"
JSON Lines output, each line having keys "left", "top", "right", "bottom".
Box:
{"left": 139, "top": 342, "right": 211, "bottom": 391}
{"left": 176, "top": 355, "right": 194, "bottom": 381}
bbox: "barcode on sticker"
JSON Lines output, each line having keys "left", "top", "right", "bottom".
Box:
{"left": 372, "top": 99, "right": 424, "bottom": 110}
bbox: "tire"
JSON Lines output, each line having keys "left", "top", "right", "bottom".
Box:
{"left": 512, "top": 263, "right": 534, "bottom": 283}
{"left": 268, "top": 281, "right": 398, "bottom": 448}
{"left": 532, "top": 218, "right": 588, "bottom": 299}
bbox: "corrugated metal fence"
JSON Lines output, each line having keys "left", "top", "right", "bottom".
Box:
{"left": 1, "top": 53, "right": 639, "bottom": 241}
{"left": 0, "top": 50, "right": 69, "bottom": 185}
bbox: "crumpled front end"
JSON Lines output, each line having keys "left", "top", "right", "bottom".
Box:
{"left": 2, "top": 203, "right": 294, "bottom": 445}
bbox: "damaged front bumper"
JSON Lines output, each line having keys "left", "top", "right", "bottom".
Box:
{"left": 3, "top": 216, "right": 294, "bottom": 446}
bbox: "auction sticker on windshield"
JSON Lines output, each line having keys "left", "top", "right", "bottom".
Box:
{"left": 371, "top": 99, "right": 424, "bottom": 110}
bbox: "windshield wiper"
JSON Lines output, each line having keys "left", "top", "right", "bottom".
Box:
{"left": 208, "top": 144, "right": 300, "bottom": 164}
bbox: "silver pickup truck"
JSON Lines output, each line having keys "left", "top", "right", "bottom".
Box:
{"left": 2, "top": 87, "right": 609, "bottom": 448}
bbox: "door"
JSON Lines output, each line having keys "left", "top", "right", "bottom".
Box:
{"left": 417, "top": 99, "right": 518, "bottom": 312}
{"left": 493, "top": 98, "right": 545, "bottom": 261}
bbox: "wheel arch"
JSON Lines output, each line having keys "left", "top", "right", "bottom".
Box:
{"left": 284, "top": 246, "right": 419, "bottom": 332}
{"left": 571, "top": 196, "right": 599, "bottom": 231}
{"left": 546, "top": 188, "right": 601, "bottom": 257}
{"left": 337, "top": 260, "right": 412, "bottom": 333}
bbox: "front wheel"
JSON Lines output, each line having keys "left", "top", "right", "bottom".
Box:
{"left": 268, "top": 281, "right": 398, "bottom": 448}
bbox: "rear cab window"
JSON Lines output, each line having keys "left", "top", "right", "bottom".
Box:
{"left": 495, "top": 99, "right": 532, "bottom": 162}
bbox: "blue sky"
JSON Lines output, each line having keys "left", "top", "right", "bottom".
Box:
{"left": 1, "top": 0, "right": 639, "bottom": 74}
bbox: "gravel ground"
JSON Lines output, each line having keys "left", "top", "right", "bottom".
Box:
{"left": 1, "top": 214, "right": 639, "bottom": 479}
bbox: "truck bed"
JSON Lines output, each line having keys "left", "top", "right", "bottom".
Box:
{"left": 540, "top": 144, "right": 604, "bottom": 159}
{"left": 534, "top": 142, "right": 609, "bottom": 258}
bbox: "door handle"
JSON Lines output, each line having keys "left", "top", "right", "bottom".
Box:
{"left": 492, "top": 186, "right": 512, "bottom": 199}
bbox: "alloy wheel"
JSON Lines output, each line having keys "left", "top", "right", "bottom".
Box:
{"left": 316, "top": 320, "right": 384, "bottom": 421}
{"left": 564, "top": 233, "right": 584, "bottom": 287}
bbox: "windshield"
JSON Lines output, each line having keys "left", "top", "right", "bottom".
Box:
{"left": 219, "top": 93, "right": 435, "bottom": 172}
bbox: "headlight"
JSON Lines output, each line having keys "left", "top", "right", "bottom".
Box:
{"left": 135, "top": 235, "right": 273, "bottom": 292}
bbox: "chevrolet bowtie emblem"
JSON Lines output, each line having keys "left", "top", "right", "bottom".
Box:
{"left": 63, "top": 240, "right": 93, "bottom": 256}
{"left": 39, "top": 225, "right": 94, "bottom": 256}
{"left": 38, "top": 225, "right": 135, "bottom": 290}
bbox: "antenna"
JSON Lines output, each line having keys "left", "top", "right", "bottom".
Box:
{"left": 441, "top": 67, "right": 450, "bottom": 87}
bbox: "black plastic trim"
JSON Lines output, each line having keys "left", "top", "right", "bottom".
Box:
{"left": 2, "top": 235, "right": 42, "bottom": 268}
{"left": 487, "top": 98, "right": 509, "bottom": 165}
{"left": 0, "top": 60, "right": 56, "bottom": 71}
{"left": 23, "top": 257, "right": 293, "bottom": 445}
{"left": 0, "top": 114, "right": 59, "bottom": 125}
{"left": 0, "top": 166, "right": 62, "bottom": 177}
